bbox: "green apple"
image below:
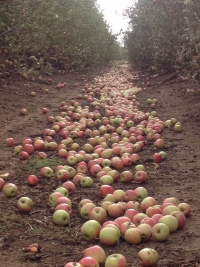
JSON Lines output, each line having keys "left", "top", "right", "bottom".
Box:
{"left": 170, "top": 118, "right": 177, "bottom": 125}
{"left": 17, "top": 197, "right": 33, "bottom": 212}
{"left": 101, "top": 201, "right": 114, "bottom": 212}
{"left": 81, "top": 220, "right": 101, "bottom": 241}
{"left": 140, "top": 197, "right": 157, "bottom": 212}
{"left": 53, "top": 210, "right": 70, "bottom": 225}
{"left": 151, "top": 111, "right": 157, "bottom": 117}
{"left": 63, "top": 166, "right": 76, "bottom": 179}
{"left": 134, "top": 187, "right": 148, "bottom": 202}
{"left": 80, "top": 176, "right": 94, "bottom": 187}
{"left": 152, "top": 223, "right": 170, "bottom": 241}
{"left": 103, "top": 194, "right": 117, "bottom": 202}
{"left": 40, "top": 166, "right": 54, "bottom": 178}
{"left": 174, "top": 122, "right": 182, "bottom": 132}
{"left": 80, "top": 203, "right": 96, "bottom": 219}
{"left": 105, "top": 254, "right": 127, "bottom": 267}
{"left": 112, "top": 189, "right": 125, "bottom": 202}
{"left": 137, "top": 224, "right": 152, "bottom": 241}
{"left": 158, "top": 215, "right": 178, "bottom": 233}
{"left": 54, "top": 187, "right": 69, "bottom": 197}
{"left": 159, "top": 151, "right": 167, "bottom": 160}
{"left": 164, "top": 120, "right": 172, "bottom": 127}
{"left": 3, "top": 183, "right": 18, "bottom": 197}
{"left": 135, "top": 164, "right": 145, "bottom": 172}
{"left": 162, "top": 205, "right": 180, "bottom": 215}
{"left": 147, "top": 99, "right": 153, "bottom": 104}
{"left": 99, "top": 175, "right": 113, "bottom": 185}
{"left": 48, "top": 192, "right": 63, "bottom": 206}
{"left": 89, "top": 206, "right": 107, "bottom": 224}
{"left": 78, "top": 199, "right": 94, "bottom": 210}
{"left": 99, "top": 227, "right": 120, "bottom": 246}
{"left": 138, "top": 248, "right": 159, "bottom": 267}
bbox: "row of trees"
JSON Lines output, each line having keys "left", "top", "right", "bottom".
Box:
{"left": 124, "top": 0, "right": 200, "bottom": 79}
{"left": 0, "top": 0, "right": 124, "bottom": 80}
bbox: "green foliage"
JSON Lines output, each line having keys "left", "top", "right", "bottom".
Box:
{"left": 0, "top": 0, "right": 123, "bottom": 78}
{"left": 124, "top": 0, "right": 200, "bottom": 79}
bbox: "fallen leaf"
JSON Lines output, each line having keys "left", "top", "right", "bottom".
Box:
{"left": 23, "top": 243, "right": 41, "bottom": 253}
{"left": 153, "top": 163, "right": 160, "bottom": 169}
{"left": 0, "top": 173, "right": 10, "bottom": 179}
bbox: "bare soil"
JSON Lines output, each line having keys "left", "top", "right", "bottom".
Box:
{"left": 0, "top": 63, "right": 200, "bottom": 267}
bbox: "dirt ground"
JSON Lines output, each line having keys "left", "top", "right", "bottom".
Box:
{"left": 0, "top": 63, "right": 200, "bottom": 267}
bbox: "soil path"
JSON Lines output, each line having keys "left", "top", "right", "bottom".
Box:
{"left": 0, "top": 63, "right": 200, "bottom": 266}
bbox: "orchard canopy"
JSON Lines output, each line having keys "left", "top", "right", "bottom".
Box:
{"left": 0, "top": 0, "right": 124, "bottom": 78}
{"left": 124, "top": 0, "right": 200, "bottom": 80}
{"left": 2, "top": 0, "right": 200, "bottom": 81}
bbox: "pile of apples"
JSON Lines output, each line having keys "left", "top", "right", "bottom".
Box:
{"left": 78, "top": 190, "right": 191, "bottom": 246}
{"left": 3, "top": 65, "right": 189, "bottom": 266}
{"left": 63, "top": 246, "right": 159, "bottom": 267}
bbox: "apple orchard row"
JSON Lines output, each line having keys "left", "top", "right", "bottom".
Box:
{"left": 2, "top": 66, "right": 190, "bottom": 267}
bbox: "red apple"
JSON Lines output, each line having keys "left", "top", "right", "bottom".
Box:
{"left": 171, "top": 210, "right": 186, "bottom": 228}
{"left": 99, "top": 185, "right": 114, "bottom": 197}
{"left": 124, "top": 209, "right": 139, "bottom": 220}
{"left": 0, "top": 178, "right": 5, "bottom": 191}
{"left": 62, "top": 181, "right": 75, "bottom": 194}
{"left": 146, "top": 206, "right": 162, "bottom": 217}
{"left": 42, "top": 108, "right": 48, "bottom": 114}
{"left": 141, "top": 197, "right": 157, "bottom": 212}
{"left": 56, "top": 169, "right": 70, "bottom": 181}
{"left": 55, "top": 203, "right": 72, "bottom": 215}
{"left": 132, "top": 213, "right": 148, "bottom": 226}
{"left": 177, "top": 202, "right": 191, "bottom": 217}
{"left": 135, "top": 171, "right": 148, "bottom": 183}
{"left": 140, "top": 217, "right": 156, "bottom": 227}
{"left": 114, "top": 216, "right": 131, "bottom": 228}
{"left": 6, "top": 138, "right": 15, "bottom": 147}
{"left": 107, "top": 203, "right": 124, "bottom": 218}
{"left": 120, "top": 221, "right": 136, "bottom": 238}
{"left": 64, "top": 263, "right": 82, "bottom": 267}
{"left": 34, "top": 139, "right": 45, "bottom": 151}
{"left": 137, "top": 223, "right": 152, "bottom": 241}
{"left": 24, "top": 144, "right": 34, "bottom": 155}
{"left": 120, "top": 170, "right": 133, "bottom": 183}
{"left": 152, "top": 153, "right": 162, "bottom": 163}
{"left": 26, "top": 175, "right": 38, "bottom": 186}
{"left": 124, "top": 227, "right": 142, "bottom": 245}
{"left": 20, "top": 108, "right": 27, "bottom": 115}
{"left": 79, "top": 257, "right": 99, "bottom": 267}
{"left": 151, "top": 214, "right": 163, "bottom": 223}
{"left": 154, "top": 139, "right": 164, "bottom": 148}
{"left": 122, "top": 190, "right": 137, "bottom": 202}
{"left": 56, "top": 196, "right": 72, "bottom": 207}
{"left": 137, "top": 248, "right": 159, "bottom": 267}
{"left": 89, "top": 207, "right": 107, "bottom": 224}
{"left": 83, "top": 245, "right": 106, "bottom": 264}
{"left": 19, "top": 151, "right": 29, "bottom": 160}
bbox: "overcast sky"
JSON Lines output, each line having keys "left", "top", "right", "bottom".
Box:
{"left": 97, "top": 0, "right": 134, "bottom": 41}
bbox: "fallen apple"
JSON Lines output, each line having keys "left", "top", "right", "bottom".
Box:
{"left": 137, "top": 248, "right": 159, "bottom": 267}
{"left": 17, "top": 197, "right": 33, "bottom": 212}
{"left": 52, "top": 210, "right": 70, "bottom": 225}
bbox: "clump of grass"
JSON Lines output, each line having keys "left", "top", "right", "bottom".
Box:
{"left": 0, "top": 212, "right": 20, "bottom": 231}
{"left": 26, "top": 224, "right": 49, "bottom": 238}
